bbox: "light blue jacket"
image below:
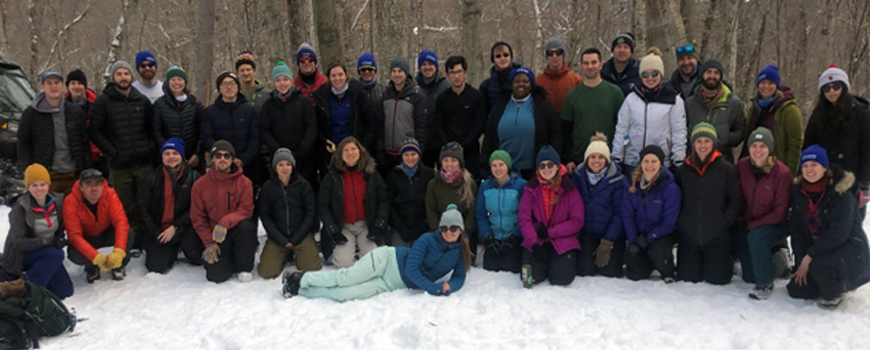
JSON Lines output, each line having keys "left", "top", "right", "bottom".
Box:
{"left": 475, "top": 173, "right": 527, "bottom": 241}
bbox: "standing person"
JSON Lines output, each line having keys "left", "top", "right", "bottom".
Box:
{"left": 190, "top": 140, "right": 258, "bottom": 283}
{"left": 64, "top": 169, "right": 134, "bottom": 283}
{"left": 357, "top": 53, "right": 386, "bottom": 114}
{"left": 131, "top": 50, "right": 164, "bottom": 103}
{"left": 803, "top": 65, "right": 870, "bottom": 215}
{"left": 622, "top": 145, "right": 680, "bottom": 282}
{"left": 482, "top": 67, "right": 562, "bottom": 179}
{"left": 65, "top": 69, "right": 105, "bottom": 176}
{"left": 17, "top": 69, "right": 91, "bottom": 194}
{"left": 432, "top": 56, "right": 487, "bottom": 178}
{"left": 152, "top": 64, "right": 205, "bottom": 172}
{"left": 416, "top": 50, "right": 452, "bottom": 166}
{"left": 234, "top": 51, "right": 271, "bottom": 114}
{"left": 426, "top": 142, "right": 479, "bottom": 259}
{"left": 386, "top": 137, "right": 434, "bottom": 247}
{"left": 0, "top": 164, "right": 73, "bottom": 299}
{"left": 476, "top": 150, "right": 527, "bottom": 273}
{"left": 787, "top": 145, "right": 870, "bottom": 309}
{"left": 666, "top": 44, "right": 702, "bottom": 100}
{"left": 740, "top": 65, "right": 803, "bottom": 174}
{"left": 312, "top": 61, "right": 373, "bottom": 168}
{"left": 256, "top": 148, "right": 322, "bottom": 279}
{"left": 318, "top": 136, "right": 389, "bottom": 268}
{"left": 675, "top": 123, "right": 742, "bottom": 285}
{"left": 734, "top": 127, "right": 792, "bottom": 300}
{"left": 293, "top": 43, "right": 328, "bottom": 100}
{"left": 612, "top": 48, "right": 687, "bottom": 176}
{"left": 601, "top": 33, "right": 641, "bottom": 96}
{"left": 282, "top": 204, "right": 473, "bottom": 301}
{"left": 572, "top": 134, "right": 627, "bottom": 277}
{"left": 519, "top": 146, "right": 584, "bottom": 285}
{"left": 479, "top": 41, "right": 522, "bottom": 116}
{"left": 561, "top": 48, "right": 625, "bottom": 173}
{"left": 684, "top": 58, "right": 745, "bottom": 163}
{"left": 136, "top": 139, "right": 203, "bottom": 274}
{"left": 200, "top": 72, "right": 260, "bottom": 185}
{"left": 376, "top": 57, "right": 426, "bottom": 178}
{"left": 536, "top": 35, "right": 582, "bottom": 115}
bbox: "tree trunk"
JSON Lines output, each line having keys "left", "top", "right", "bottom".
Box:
{"left": 287, "top": 0, "right": 314, "bottom": 61}
{"left": 680, "top": 0, "right": 696, "bottom": 44}
{"left": 461, "top": 0, "right": 482, "bottom": 86}
{"left": 666, "top": 0, "right": 688, "bottom": 45}
{"left": 700, "top": 0, "right": 718, "bottom": 61}
{"left": 104, "top": 0, "right": 136, "bottom": 84}
{"left": 633, "top": 0, "right": 647, "bottom": 52}
{"left": 263, "top": 0, "right": 286, "bottom": 66}
{"left": 531, "top": 0, "right": 547, "bottom": 74}
{"left": 313, "top": 0, "right": 345, "bottom": 65}
{"left": 375, "top": 0, "right": 410, "bottom": 81}
{"left": 726, "top": 0, "right": 741, "bottom": 81}
{"left": 0, "top": 0, "right": 7, "bottom": 59}
{"left": 409, "top": 0, "right": 423, "bottom": 67}
{"left": 28, "top": 0, "right": 41, "bottom": 81}
{"left": 195, "top": 0, "right": 215, "bottom": 104}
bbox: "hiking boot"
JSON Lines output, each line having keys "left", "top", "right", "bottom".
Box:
{"left": 237, "top": 272, "right": 253, "bottom": 283}
{"left": 749, "top": 284, "right": 774, "bottom": 300}
{"left": 774, "top": 248, "right": 792, "bottom": 279}
{"left": 86, "top": 265, "right": 101, "bottom": 284}
{"left": 818, "top": 294, "right": 845, "bottom": 310}
{"left": 129, "top": 249, "right": 143, "bottom": 259}
{"left": 282, "top": 271, "right": 304, "bottom": 298}
{"left": 111, "top": 267, "right": 126, "bottom": 281}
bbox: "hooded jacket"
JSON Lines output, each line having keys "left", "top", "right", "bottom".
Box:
{"left": 200, "top": 95, "right": 260, "bottom": 166}
{"left": 537, "top": 61, "right": 583, "bottom": 115}
{"left": 63, "top": 179, "right": 129, "bottom": 261}
{"left": 189, "top": 163, "right": 254, "bottom": 246}
{"left": 89, "top": 83, "right": 155, "bottom": 169}
{"left": 572, "top": 161, "right": 627, "bottom": 242}
{"left": 622, "top": 168, "right": 681, "bottom": 244}
{"left": 476, "top": 172, "right": 527, "bottom": 241}
{"left": 260, "top": 88, "right": 317, "bottom": 160}
{"left": 379, "top": 76, "right": 427, "bottom": 151}
{"left": 17, "top": 91, "right": 91, "bottom": 173}
{"left": 136, "top": 165, "right": 199, "bottom": 236}
{"left": 519, "top": 170, "right": 584, "bottom": 255}
{"left": 387, "top": 163, "right": 435, "bottom": 243}
{"left": 479, "top": 62, "right": 523, "bottom": 116}
{"left": 684, "top": 84, "right": 746, "bottom": 163}
{"left": 259, "top": 172, "right": 316, "bottom": 247}
{"left": 152, "top": 88, "right": 204, "bottom": 160}
{"left": 803, "top": 95, "right": 870, "bottom": 189}
{"left": 1, "top": 193, "right": 64, "bottom": 275}
{"left": 666, "top": 68, "right": 701, "bottom": 100}
{"left": 612, "top": 84, "right": 687, "bottom": 167}
{"left": 735, "top": 157, "right": 792, "bottom": 230}
{"left": 601, "top": 57, "right": 641, "bottom": 96}
{"left": 741, "top": 87, "right": 803, "bottom": 173}
{"left": 293, "top": 69, "right": 328, "bottom": 100}
{"left": 675, "top": 151, "right": 743, "bottom": 245}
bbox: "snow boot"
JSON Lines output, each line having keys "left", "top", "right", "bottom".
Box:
{"left": 818, "top": 294, "right": 845, "bottom": 310}
{"left": 749, "top": 284, "right": 773, "bottom": 300}
{"left": 85, "top": 265, "right": 100, "bottom": 283}
{"left": 111, "top": 267, "right": 126, "bottom": 281}
{"left": 282, "top": 271, "right": 304, "bottom": 298}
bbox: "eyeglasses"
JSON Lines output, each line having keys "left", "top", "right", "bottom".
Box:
{"left": 299, "top": 57, "right": 315, "bottom": 64}
{"left": 641, "top": 71, "right": 661, "bottom": 79}
{"left": 676, "top": 45, "right": 695, "bottom": 53}
{"left": 359, "top": 67, "right": 375, "bottom": 72}
{"left": 546, "top": 49, "right": 564, "bottom": 57}
{"left": 538, "top": 162, "right": 557, "bottom": 170}
{"left": 139, "top": 62, "right": 155, "bottom": 69}
{"left": 494, "top": 53, "right": 510, "bottom": 59}
{"left": 213, "top": 152, "right": 233, "bottom": 159}
{"left": 821, "top": 81, "right": 843, "bottom": 93}
{"left": 440, "top": 225, "right": 461, "bottom": 233}
{"left": 220, "top": 81, "right": 237, "bottom": 88}
{"left": 447, "top": 69, "right": 465, "bottom": 75}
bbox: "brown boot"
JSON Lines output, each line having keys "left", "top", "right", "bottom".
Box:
{"left": 0, "top": 278, "right": 26, "bottom": 299}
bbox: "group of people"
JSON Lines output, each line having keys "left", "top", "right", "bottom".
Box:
{"left": 1, "top": 34, "right": 869, "bottom": 310}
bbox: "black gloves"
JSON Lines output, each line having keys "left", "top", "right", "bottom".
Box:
{"left": 502, "top": 235, "right": 520, "bottom": 251}
{"left": 628, "top": 235, "right": 650, "bottom": 255}
{"left": 484, "top": 236, "right": 500, "bottom": 255}
{"left": 535, "top": 225, "right": 549, "bottom": 240}
{"left": 367, "top": 226, "right": 387, "bottom": 246}
{"left": 332, "top": 232, "right": 349, "bottom": 245}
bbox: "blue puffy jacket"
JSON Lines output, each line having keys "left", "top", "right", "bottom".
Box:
{"left": 397, "top": 231, "right": 466, "bottom": 296}
{"left": 621, "top": 168, "right": 681, "bottom": 243}
{"left": 476, "top": 173, "right": 527, "bottom": 241}
{"left": 572, "top": 161, "right": 627, "bottom": 242}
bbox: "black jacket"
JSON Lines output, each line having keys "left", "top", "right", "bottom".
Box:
{"left": 200, "top": 95, "right": 260, "bottom": 166}
{"left": 89, "top": 83, "right": 155, "bottom": 168}
{"left": 311, "top": 80, "right": 373, "bottom": 152}
{"left": 17, "top": 94, "right": 91, "bottom": 173}
{"left": 136, "top": 165, "right": 199, "bottom": 237}
{"left": 666, "top": 68, "right": 701, "bottom": 100}
{"left": 152, "top": 90, "right": 204, "bottom": 160}
{"left": 386, "top": 163, "right": 435, "bottom": 242}
{"left": 259, "top": 89, "right": 317, "bottom": 160}
{"left": 675, "top": 152, "right": 743, "bottom": 245}
{"left": 803, "top": 95, "right": 870, "bottom": 189}
{"left": 259, "top": 173, "right": 316, "bottom": 247}
{"left": 432, "top": 84, "right": 487, "bottom": 153}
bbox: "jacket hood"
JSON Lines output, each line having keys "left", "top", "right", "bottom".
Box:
{"left": 794, "top": 164, "right": 855, "bottom": 195}
{"left": 751, "top": 85, "right": 796, "bottom": 110}
{"left": 415, "top": 72, "right": 446, "bottom": 90}
{"left": 70, "top": 178, "right": 113, "bottom": 203}
{"left": 668, "top": 67, "right": 700, "bottom": 85}
{"left": 576, "top": 160, "right": 623, "bottom": 182}
{"left": 29, "top": 91, "right": 63, "bottom": 113}
{"left": 329, "top": 157, "right": 377, "bottom": 175}
{"left": 207, "top": 163, "right": 245, "bottom": 182}
{"left": 389, "top": 76, "right": 420, "bottom": 98}
{"left": 543, "top": 61, "right": 572, "bottom": 78}
{"left": 64, "top": 88, "right": 98, "bottom": 104}
{"left": 631, "top": 82, "right": 680, "bottom": 104}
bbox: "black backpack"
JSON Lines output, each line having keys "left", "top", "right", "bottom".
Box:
{"left": 0, "top": 281, "right": 77, "bottom": 349}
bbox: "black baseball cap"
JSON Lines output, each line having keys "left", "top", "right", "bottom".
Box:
{"left": 79, "top": 169, "right": 103, "bottom": 182}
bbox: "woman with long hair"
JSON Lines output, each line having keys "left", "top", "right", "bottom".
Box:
{"left": 426, "top": 142, "right": 479, "bottom": 257}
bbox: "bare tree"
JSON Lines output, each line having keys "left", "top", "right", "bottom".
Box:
{"left": 461, "top": 0, "right": 482, "bottom": 86}
{"left": 41, "top": 0, "right": 91, "bottom": 73}
{"left": 28, "top": 0, "right": 41, "bottom": 80}
{"left": 195, "top": 0, "right": 214, "bottom": 103}
{"left": 375, "top": 0, "right": 410, "bottom": 81}
{"left": 287, "top": 0, "right": 314, "bottom": 62}
{"left": 313, "top": 0, "right": 345, "bottom": 65}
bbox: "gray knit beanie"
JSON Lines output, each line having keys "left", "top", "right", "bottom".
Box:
{"left": 111, "top": 61, "right": 133, "bottom": 77}
{"left": 544, "top": 35, "right": 567, "bottom": 58}
{"left": 390, "top": 57, "right": 411, "bottom": 76}
{"left": 272, "top": 148, "right": 297, "bottom": 169}
{"left": 439, "top": 204, "right": 465, "bottom": 231}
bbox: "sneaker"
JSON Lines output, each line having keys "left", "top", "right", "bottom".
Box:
{"left": 818, "top": 295, "right": 845, "bottom": 310}
{"left": 237, "top": 272, "right": 253, "bottom": 283}
{"left": 111, "top": 267, "right": 126, "bottom": 281}
{"left": 749, "top": 285, "right": 774, "bottom": 300}
{"left": 774, "top": 248, "right": 792, "bottom": 279}
{"left": 282, "top": 271, "right": 304, "bottom": 298}
{"left": 86, "top": 265, "right": 101, "bottom": 283}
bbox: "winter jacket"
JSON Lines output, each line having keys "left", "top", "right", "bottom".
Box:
{"left": 259, "top": 173, "right": 316, "bottom": 247}
{"left": 1, "top": 193, "right": 64, "bottom": 276}
{"left": 152, "top": 90, "right": 204, "bottom": 160}
{"left": 189, "top": 164, "right": 254, "bottom": 246}
{"left": 425, "top": 171, "right": 479, "bottom": 238}
{"left": 136, "top": 165, "right": 199, "bottom": 237}
{"left": 685, "top": 84, "right": 746, "bottom": 163}
{"left": 416, "top": 72, "right": 452, "bottom": 152}
{"left": 89, "top": 83, "right": 155, "bottom": 169}
{"left": 666, "top": 68, "right": 701, "bottom": 100}
{"left": 360, "top": 80, "right": 386, "bottom": 116}
{"left": 622, "top": 168, "right": 681, "bottom": 244}
{"left": 200, "top": 95, "right": 260, "bottom": 166}
{"left": 386, "top": 164, "right": 435, "bottom": 243}
{"left": 790, "top": 166, "right": 870, "bottom": 291}
{"left": 260, "top": 89, "right": 317, "bottom": 160}
{"left": 479, "top": 62, "right": 522, "bottom": 116}
{"left": 675, "top": 151, "right": 742, "bottom": 245}
{"left": 379, "top": 77, "right": 427, "bottom": 152}
{"left": 572, "top": 161, "right": 627, "bottom": 242}
{"left": 476, "top": 173, "right": 527, "bottom": 241}
{"left": 311, "top": 80, "right": 373, "bottom": 152}
{"left": 736, "top": 157, "right": 792, "bottom": 230}
{"left": 63, "top": 179, "right": 129, "bottom": 261}
{"left": 803, "top": 95, "right": 870, "bottom": 189}
{"left": 537, "top": 61, "right": 583, "bottom": 115}
{"left": 240, "top": 80, "right": 271, "bottom": 114}
{"left": 601, "top": 57, "right": 641, "bottom": 96}
{"left": 482, "top": 87, "right": 562, "bottom": 174}
{"left": 17, "top": 92, "right": 91, "bottom": 173}
{"left": 293, "top": 69, "right": 329, "bottom": 100}
{"left": 742, "top": 87, "right": 803, "bottom": 174}
{"left": 613, "top": 84, "right": 687, "bottom": 167}
{"left": 396, "top": 231, "right": 466, "bottom": 296}
{"left": 519, "top": 172, "right": 584, "bottom": 255}
{"left": 66, "top": 89, "right": 100, "bottom": 163}
{"left": 432, "top": 84, "right": 487, "bottom": 152}
{"left": 318, "top": 162, "right": 389, "bottom": 259}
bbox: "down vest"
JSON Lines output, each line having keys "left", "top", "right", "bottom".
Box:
{"left": 318, "top": 162, "right": 389, "bottom": 260}
{"left": 152, "top": 90, "right": 204, "bottom": 159}
{"left": 476, "top": 173, "right": 527, "bottom": 241}
{"left": 136, "top": 165, "right": 199, "bottom": 237}
{"left": 572, "top": 161, "right": 627, "bottom": 242}
{"left": 200, "top": 95, "right": 260, "bottom": 166}
{"left": 621, "top": 168, "right": 681, "bottom": 244}
{"left": 259, "top": 173, "right": 316, "bottom": 247}
{"left": 17, "top": 92, "right": 91, "bottom": 173}
{"left": 612, "top": 84, "right": 687, "bottom": 167}
{"left": 89, "top": 83, "right": 155, "bottom": 168}
{"left": 519, "top": 172, "right": 584, "bottom": 255}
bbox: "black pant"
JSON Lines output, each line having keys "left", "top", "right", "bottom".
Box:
{"left": 677, "top": 239, "right": 733, "bottom": 285}
{"left": 204, "top": 220, "right": 258, "bottom": 283}
{"left": 523, "top": 243, "right": 577, "bottom": 286}
{"left": 68, "top": 227, "right": 137, "bottom": 268}
{"left": 787, "top": 243, "right": 858, "bottom": 300}
{"left": 143, "top": 225, "right": 204, "bottom": 273}
{"left": 577, "top": 235, "right": 625, "bottom": 277}
{"left": 625, "top": 235, "right": 676, "bottom": 281}
{"left": 482, "top": 239, "right": 522, "bottom": 273}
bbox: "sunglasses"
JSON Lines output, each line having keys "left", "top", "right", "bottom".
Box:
{"left": 821, "top": 81, "right": 843, "bottom": 93}
{"left": 440, "top": 225, "right": 462, "bottom": 233}
{"left": 494, "top": 53, "right": 510, "bottom": 59}
{"left": 299, "top": 57, "right": 315, "bottom": 64}
{"left": 359, "top": 67, "right": 375, "bottom": 72}
{"left": 641, "top": 71, "right": 661, "bottom": 79}
{"left": 213, "top": 152, "right": 233, "bottom": 160}
{"left": 676, "top": 45, "right": 695, "bottom": 53}
{"left": 139, "top": 62, "right": 155, "bottom": 69}
{"left": 538, "top": 162, "right": 557, "bottom": 170}
{"left": 546, "top": 49, "right": 564, "bottom": 57}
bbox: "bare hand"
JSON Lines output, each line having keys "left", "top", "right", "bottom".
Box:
{"left": 794, "top": 255, "right": 812, "bottom": 286}
{"left": 233, "top": 158, "right": 243, "bottom": 167}
{"left": 285, "top": 242, "right": 293, "bottom": 249}
{"left": 566, "top": 162, "right": 577, "bottom": 174}
{"left": 326, "top": 139, "right": 336, "bottom": 153}
{"left": 157, "top": 226, "right": 177, "bottom": 244}
{"left": 188, "top": 154, "right": 200, "bottom": 167}
{"left": 442, "top": 282, "right": 451, "bottom": 294}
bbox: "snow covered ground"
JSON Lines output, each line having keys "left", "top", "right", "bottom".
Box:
{"left": 2, "top": 206, "right": 870, "bottom": 350}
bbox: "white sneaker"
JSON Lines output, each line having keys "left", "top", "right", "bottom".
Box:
{"left": 237, "top": 272, "right": 253, "bottom": 283}
{"left": 749, "top": 285, "right": 774, "bottom": 300}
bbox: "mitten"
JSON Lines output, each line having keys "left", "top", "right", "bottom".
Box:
{"left": 105, "top": 248, "right": 126, "bottom": 269}
{"left": 636, "top": 235, "right": 650, "bottom": 250}
{"left": 92, "top": 253, "right": 109, "bottom": 271}
{"left": 213, "top": 224, "right": 228, "bottom": 243}
{"left": 202, "top": 244, "right": 221, "bottom": 264}
{"left": 594, "top": 239, "right": 614, "bottom": 268}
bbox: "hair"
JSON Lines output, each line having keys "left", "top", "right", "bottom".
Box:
{"left": 445, "top": 56, "right": 467, "bottom": 71}
{"left": 458, "top": 232, "right": 473, "bottom": 271}
{"left": 690, "top": 143, "right": 713, "bottom": 170}
{"left": 326, "top": 61, "right": 347, "bottom": 78}
{"left": 439, "top": 160, "right": 477, "bottom": 211}
{"left": 808, "top": 85, "right": 854, "bottom": 137}
{"left": 580, "top": 48, "right": 602, "bottom": 62}
{"left": 332, "top": 136, "right": 374, "bottom": 173}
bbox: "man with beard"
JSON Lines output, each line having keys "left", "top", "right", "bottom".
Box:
{"left": 131, "top": 51, "right": 164, "bottom": 103}
{"left": 235, "top": 51, "right": 271, "bottom": 114}
{"left": 601, "top": 33, "right": 641, "bottom": 96}
{"left": 667, "top": 44, "right": 702, "bottom": 100}
{"left": 685, "top": 58, "right": 745, "bottom": 163}
{"left": 431, "top": 56, "right": 486, "bottom": 178}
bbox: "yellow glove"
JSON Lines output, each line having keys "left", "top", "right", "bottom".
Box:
{"left": 594, "top": 239, "right": 614, "bottom": 268}
{"left": 213, "top": 224, "right": 228, "bottom": 243}
{"left": 203, "top": 244, "right": 221, "bottom": 264}
{"left": 105, "top": 248, "right": 126, "bottom": 270}
{"left": 92, "top": 253, "right": 109, "bottom": 271}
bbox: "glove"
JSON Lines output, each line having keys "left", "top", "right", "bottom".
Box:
{"left": 531, "top": 243, "right": 547, "bottom": 261}
{"left": 332, "top": 232, "right": 349, "bottom": 245}
{"left": 202, "top": 244, "right": 221, "bottom": 264}
{"left": 213, "top": 224, "right": 228, "bottom": 243}
{"left": 483, "top": 236, "right": 500, "bottom": 254}
{"left": 636, "top": 235, "right": 650, "bottom": 250}
{"left": 594, "top": 239, "right": 614, "bottom": 268}
{"left": 367, "top": 227, "right": 387, "bottom": 246}
{"left": 535, "top": 225, "right": 549, "bottom": 240}
{"left": 92, "top": 253, "right": 109, "bottom": 271}
{"left": 105, "top": 248, "right": 126, "bottom": 270}
{"left": 858, "top": 187, "right": 870, "bottom": 209}
{"left": 52, "top": 236, "right": 68, "bottom": 249}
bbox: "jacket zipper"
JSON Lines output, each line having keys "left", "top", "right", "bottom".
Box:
{"left": 283, "top": 186, "right": 290, "bottom": 238}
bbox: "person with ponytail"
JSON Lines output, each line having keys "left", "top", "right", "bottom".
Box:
{"left": 612, "top": 47, "right": 687, "bottom": 177}
{"left": 426, "top": 141, "right": 479, "bottom": 257}
{"left": 519, "top": 145, "right": 584, "bottom": 286}
{"left": 281, "top": 204, "right": 473, "bottom": 301}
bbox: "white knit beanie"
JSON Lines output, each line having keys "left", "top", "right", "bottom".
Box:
{"left": 639, "top": 47, "right": 664, "bottom": 75}
{"left": 584, "top": 132, "right": 612, "bottom": 163}
{"left": 818, "top": 64, "right": 850, "bottom": 92}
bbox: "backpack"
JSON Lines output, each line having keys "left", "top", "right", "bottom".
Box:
{"left": 0, "top": 281, "right": 77, "bottom": 349}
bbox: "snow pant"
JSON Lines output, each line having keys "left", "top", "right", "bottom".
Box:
{"left": 735, "top": 223, "right": 790, "bottom": 287}
{"left": 203, "top": 220, "right": 258, "bottom": 283}
{"left": 787, "top": 241, "right": 865, "bottom": 301}
{"left": 677, "top": 239, "right": 733, "bottom": 285}
{"left": 625, "top": 235, "right": 676, "bottom": 281}
{"left": 577, "top": 235, "right": 625, "bottom": 277}
{"left": 22, "top": 247, "right": 73, "bottom": 299}
{"left": 483, "top": 238, "right": 522, "bottom": 273}
{"left": 523, "top": 243, "right": 577, "bottom": 286}
{"left": 332, "top": 221, "right": 378, "bottom": 269}
{"left": 109, "top": 163, "right": 152, "bottom": 250}
{"left": 257, "top": 235, "right": 322, "bottom": 279}
{"left": 48, "top": 171, "right": 76, "bottom": 195}
{"left": 68, "top": 227, "right": 136, "bottom": 269}
{"left": 142, "top": 225, "right": 204, "bottom": 273}
{"left": 299, "top": 246, "right": 406, "bottom": 302}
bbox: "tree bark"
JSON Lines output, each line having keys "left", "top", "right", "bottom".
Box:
{"left": 313, "top": 0, "right": 345, "bottom": 66}
{"left": 28, "top": 0, "right": 41, "bottom": 81}
{"left": 461, "top": 0, "right": 482, "bottom": 86}
{"left": 195, "top": 0, "right": 214, "bottom": 104}
{"left": 375, "top": 0, "right": 410, "bottom": 80}
{"left": 700, "top": 0, "right": 718, "bottom": 61}
{"left": 263, "top": 0, "right": 286, "bottom": 67}
{"left": 679, "top": 0, "right": 696, "bottom": 44}
{"left": 287, "top": 0, "right": 314, "bottom": 61}
{"left": 666, "top": 0, "right": 688, "bottom": 45}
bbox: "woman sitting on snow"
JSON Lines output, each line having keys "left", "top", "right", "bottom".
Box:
{"left": 281, "top": 204, "right": 473, "bottom": 301}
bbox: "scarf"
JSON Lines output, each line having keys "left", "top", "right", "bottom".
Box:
{"left": 331, "top": 83, "right": 349, "bottom": 96}
{"left": 757, "top": 96, "right": 775, "bottom": 108}
{"left": 640, "top": 82, "right": 662, "bottom": 100}
{"left": 440, "top": 168, "right": 461, "bottom": 185}
{"left": 801, "top": 178, "right": 828, "bottom": 239}
{"left": 402, "top": 162, "right": 418, "bottom": 178}
{"left": 537, "top": 171, "right": 561, "bottom": 223}
{"left": 360, "top": 79, "right": 377, "bottom": 89}
{"left": 586, "top": 168, "right": 606, "bottom": 187}
{"left": 275, "top": 90, "right": 293, "bottom": 102}
{"left": 639, "top": 172, "right": 658, "bottom": 193}
{"left": 700, "top": 84, "right": 724, "bottom": 110}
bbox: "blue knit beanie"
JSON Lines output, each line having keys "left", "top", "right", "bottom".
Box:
{"left": 418, "top": 50, "right": 438, "bottom": 69}
{"left": 756, "top": 65, "right": 781, "bottom": 88}
{"left": 510, "top": 67, "right": 536, "bottom": 86}
{"left": 135, "top": 50, "right": 157, "bottom": 69}
{"left": 800, "top": 145, "right": 829, "bottom": 169}
{"left": 161, "top": 137, "right": 185, "bottom": 159}
{"left": 296, "top": 43, "right": 317, "bottom": 64}
{"left": 536, "top": 145, "right": 560, "bottom": 165}
{"left": 358, "top": 53, "right": 377, "bottom": 71}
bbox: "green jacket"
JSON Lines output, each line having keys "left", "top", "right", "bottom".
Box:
{"left": 425, "top": 170, "right": 478, "bottom": 238}
{"left": 743, "top": 87, "right": 803, "bottom": 174}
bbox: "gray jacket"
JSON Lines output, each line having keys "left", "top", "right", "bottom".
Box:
{"left": 684, "top": 84, "right": 745, "bottom": 163}
{"left": 241, "top": 81, "right": 272, "bottom": 114}
{"left": 380, "top": 77, "right": 427, "bottom": 152}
